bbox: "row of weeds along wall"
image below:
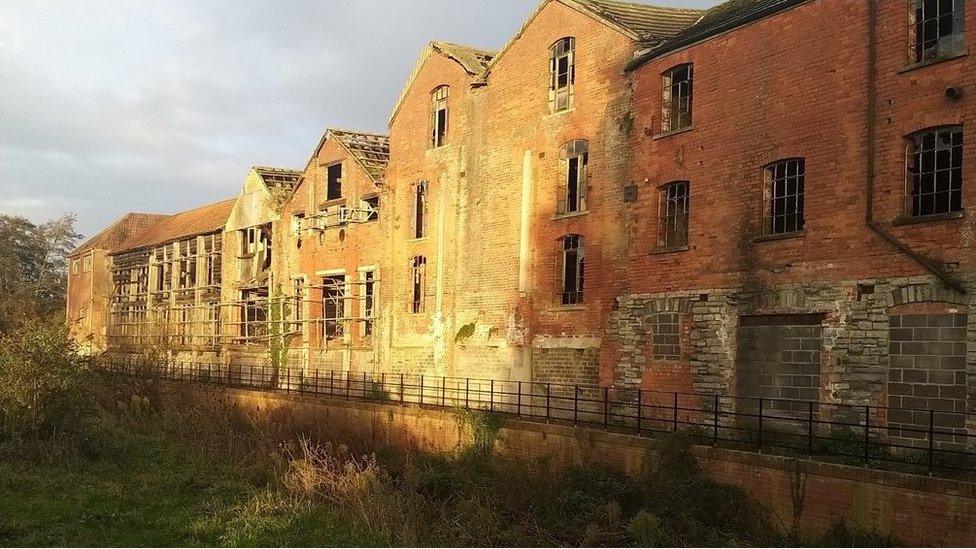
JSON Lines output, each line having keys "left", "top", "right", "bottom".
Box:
{"left": 104, "top": 381, "right": 902, "bottom": 547}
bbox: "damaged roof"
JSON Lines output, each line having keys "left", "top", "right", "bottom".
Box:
{"left": 328, "top": 128, "right": 390, "bottom": 181}
{"left": 626, "top": 0, "right": 809, "bottom": 70}
{"left": 111, "top": 197, "right": 236, "bottom": 255}
{"left": 430, "top": 41, "right": 496, "bottom": 75}
{"left": 70, "top": 212, "right": 170, "bottom": 257}
{"left": 574, "top": 0, "right": 705, "bottom": 43}
{"left": 253, "top": 166, "right": 302, "bottom": 191}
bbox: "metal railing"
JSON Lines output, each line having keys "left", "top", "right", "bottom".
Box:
{"left": 96, "top": 358, "right": 976, "bottom": 478}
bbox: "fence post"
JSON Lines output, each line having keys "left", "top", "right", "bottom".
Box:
{"left": 363, "top": 371, "right": 367, "bottom": 400}
{"left": 928, "top": 409, "right": 935, "bottom": 474}
{"left": 314, "top": 368, "right": 319, "bottom": 395}
{"left": 757, "top": 397, "right": 764, "bottom": 450}
{"left": 636, "top": 389, "right": 642, "bottom": 435}
{"left": 574, "top": 386, "right": 579, "bottom": 424}
{"left": 420, "top": 375, "right": 424, "bottom": 406}
{"left": 489, "top": 379, "right": 494, "bottom": 412}
{"left": 345, "top": 371, "right": 350, "bottom": 400}
{"left": 381, "top": 372, "right": 385, "bottom": 400}
{"left": 713, "top": 394, "right": 719, "bottom": 446}
{"left": 330, "top": 370, "right": 335, "bottom": 396}
{"left": 603, "top": 387, "right": 609, "bottom": 429}
{"left": 807, "top": 400, "right": 814, "bottom": 455}
{"left": 400, "top": 373, "right": 404, "bottom": 403}
{"left": 465, "top": 378, "right": 469, "bottom": 409}
{"left": 517, "top": 381, "right": 522, "bottom": 417}
{"left": 441, "top": 376, "right": 446, "bottom": 407}
{"left": 546, "top": 383, "right": 551, "bottom": 421}
{"left": 864, "top": 405, "right": 871, "bottom": 465}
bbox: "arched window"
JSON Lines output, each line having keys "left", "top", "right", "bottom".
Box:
{"left": 549, "top": 37, "right": 575, "bottom": 112}
{"left": 558, "top": 139, "right": 588, "bottom": 214}
{"left": 906, "top": 126, "right": 963, "bottom": 217}
{"left": 430, "top": 86, "right": 449, "bottom": 147}
{"left": 555, "top": 234, "right": 584, "bottom": 305}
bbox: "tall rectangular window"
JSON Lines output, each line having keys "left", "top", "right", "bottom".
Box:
{"left": 326, "top": 163, "right": 342, "bottom": 201}
{"left": 178, "top": 239, "right": 197, "bottom": 289}
{"left": 410, "top": 256, "right": 426, "bottom": 314}
{"left": 362, "top": 270, "right": 375, "bottom": 336}
{"left": 240, "top": 287, "right": 268, "bottom": 341}
{"left": 559, "top": 140, "right": 588, "bottom": 214}
{"left": 292, "top": 277, "right": 305, "bottom": 332}
{"left": 659, "top": 181, "right": 690, "bottom": 248}
{"left": 430, "top": 86, "right": 449, "bottom": 148}
{"left": 910, "top": 0, "right": 965, "bottom": 63}
{"left": 204, "top": 234, "right": 221, "bottom": 287}
{"left": 557, "top": 235, "right": 584, "bottom": 305}
{"left": 907, "top": 126, "right": 963, "bottom": 217}
{"left": 549, "top": 37, "right": 575, "bottom": 112}
{"left": 662, "top": 64, "right": 693, "bottom": 133}
{"left": 413, "top": 181, "right": 427, "bottom": 239}
{"left": 764, "top": 159, "right": 805, "bottom": 235}
{"left": 322, "top": 275, "right": 345, "bottom": 340}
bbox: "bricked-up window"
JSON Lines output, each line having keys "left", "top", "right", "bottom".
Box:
{"left": 907, "top": 126, "right": 963, "bottom": 217}
{"left": 413, "top": 180, "right": 427, "bottom": 239}
{"left": 763, "top": 158, "right": 805, "bottom": 235}
{"left": 556, "top": 234, "right": 584, "bottom": 305}
{"left": 326, "top": 162, "right": 342, "bottom": 201}
{"left": 430, "top": 85, "right": 449, "bottom": 148}
{"left": 658, "top": 181, "right": 689, "bottom": 248}
{"left": 361, "top": 269, "right": 375, "bottom": 336}
{"left": 558, "top": 140, "right": 588, "bottom": 214}
{"left": 662, "top": 63, "right": 693, "bottom": 133}
{"left": 322, "top": 275, "right": 345, "bottom": 340}
{"left": 909, "top": 0, "right": 965, "bottom": 63}
{"left": 549, "top": 37, "right": 575, "bottom": 113}
{"left": 410, "top": 256, "right": 426, "bottom": 313}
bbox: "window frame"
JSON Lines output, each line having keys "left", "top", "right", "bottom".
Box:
{"left": 908, "top": 0, "right": 966, "bottom": 64}
{"left": 558, "top": 140, "right": 588, "bottom": 215}
{"left": 360, "top": 267, "right": 376, "bottom": 337}
{"left": 321, "top": 274, "right": 346, "bottom": 341}
{"left": 658, "top": 181, "right": 690, "bottom": 249}
{"left": 905, "top": 125, "right": 964, "bottom": 218}
{"left": 326, "top": 162, "right": 343, "bottom": 201}
{"left": 661, "top": 63, "right": 694, "bottom": 133}
{"left": 413, "top": 180, "right": 428, "bottom": 239}
{"left": 548, "top": 37, "right": 575, "bottom": 113}
{"left": 410, "top": 256, "right": 426, "bottom": 314}
{"left": 555, "top": 234, "right": 585, "bottom": 306}
{"left": 762, "top": 158, "right": 806, "bottom": 236}
{"left": 430, "top": 85, "right": 449, "bottom": 148}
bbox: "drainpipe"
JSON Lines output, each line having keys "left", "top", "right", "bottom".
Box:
{"left": 863, "top": 0, "right": 965, "bottom": 294}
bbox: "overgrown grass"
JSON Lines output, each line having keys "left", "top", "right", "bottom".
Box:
{"left": 1, "top": 379, "right": 897, "bottom": 547}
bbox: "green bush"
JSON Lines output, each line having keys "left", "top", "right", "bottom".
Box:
{"left": 0, "top": 320, "right": 93, "bottom": 439}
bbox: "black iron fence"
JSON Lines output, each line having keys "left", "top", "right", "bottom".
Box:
{"left": 96, "top": 358, "right": 976, "bottom": 477}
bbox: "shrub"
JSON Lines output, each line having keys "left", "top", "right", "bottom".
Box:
{"left": 0, "top": 320, "right": 93, "bottom": 440}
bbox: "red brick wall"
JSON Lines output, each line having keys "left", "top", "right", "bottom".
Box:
{"left": 624, "top": 0, "right": 974, "bottom": 295}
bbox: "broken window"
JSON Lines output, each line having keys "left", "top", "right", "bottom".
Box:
{"left": 430, "top": 85, "right": 449, "bottom": 148}
{"left": 907, "top": 126, "right": 963, "bottom": 217}
{"left": 178, "top": 239, "right": 197, "bottom": 289}
{"left": 326, "top": 162, "right": 342, "bottom": 201}
{"left": 558, "top": 140, "right": 588, "bottom": 214}
{"left": 291, "top": 213, "right": 305, "bottom": 246}
{"left": 658, "top": 181, "right": 690, "bottom": 248}
{"left": 240, "top": 227, "right": 258, "bottom": 257}
{"left": 662, "top": 63, "right": 693, "bottom": 133}
{"left": 556, "top": 234, "right": 584, "bottom": 305}
{"left": 413, "top": 181, "right": 427, "bottom": 239}
{"left": 910, "top": 0, "right": 965, "bottom": 63}
{"left": 204, "top": 234, "right": 221, "bottom": 287}
{"left": 83, "top": 256, "right": 92, "bottom": 273}
{"left": 764, "top": 159, "right": 805, "bottom": 235}
{"left": 240, "top": 287, "right": 268, "bottom": 341}
{"left": 363, "top": 196, "right": 379, "bottom": 221}
{"left": 322, "top": 275, "right": 345, "bottom": 340}
{"left": 154, "top": 246, "right": 173, "bottom": 292}
{"left": 362, "top": 269, "right": 375, "bottom": 336}
{"left": 410, "top": 256, "right": 426, "bottom": 314}
{"left": 549, "top": 37, "right": 575, "bottom": 113}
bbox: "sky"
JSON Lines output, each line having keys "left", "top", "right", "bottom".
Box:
{"left": 0, "top": 0, "right": 718, "bottom": 239}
